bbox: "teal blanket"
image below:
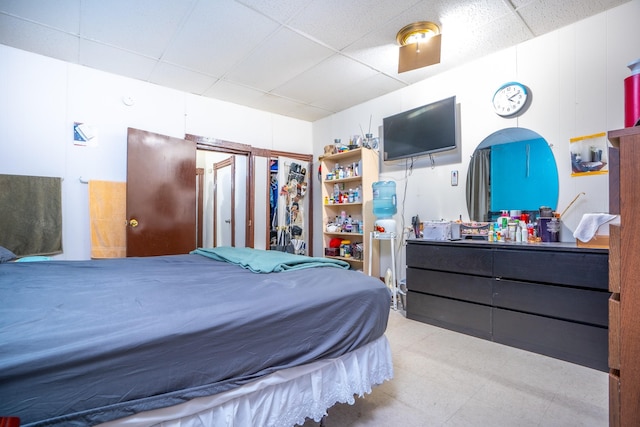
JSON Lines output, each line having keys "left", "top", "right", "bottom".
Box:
{"left": 191, "top": 247, "right": 350, "bottom": 273}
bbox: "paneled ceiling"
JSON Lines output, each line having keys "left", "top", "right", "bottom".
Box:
{"left": 0, "top": 0, "right": 631, "bottom": 122}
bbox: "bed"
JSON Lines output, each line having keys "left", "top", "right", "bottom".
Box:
{"left": 0, "top": 247, "right": 393, "bottom": 426}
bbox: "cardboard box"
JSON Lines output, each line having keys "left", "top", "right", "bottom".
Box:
{"left": 576, "top": 234, "right": 610, "bottom": 249}
{"left": 575, "top": 215, "right": 619, "bottom": 249}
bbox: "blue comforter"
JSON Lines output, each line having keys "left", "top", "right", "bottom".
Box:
{"left": 0, "top": 253, "right": 389, "bottom": 426}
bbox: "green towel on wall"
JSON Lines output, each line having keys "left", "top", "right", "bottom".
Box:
{"left": 192, "top": 246, "right": 350, "bottom": 273}
{"left": 0, "top": 174, "right": 63, "bottom": 256}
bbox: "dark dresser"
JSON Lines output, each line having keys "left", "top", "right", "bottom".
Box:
{"left": 406, "top": 239, "right": 609, "bottom": 371}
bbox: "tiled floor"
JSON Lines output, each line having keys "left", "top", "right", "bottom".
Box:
{"left": 306, "top": 310, "right": 608, "bottom": 426}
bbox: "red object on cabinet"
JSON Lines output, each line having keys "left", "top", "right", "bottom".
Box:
{"left": 624, "top": 73, "right": 640, "bottom": 127}
{"left": 624, "top": 59, "right": 640, "bottom": 127}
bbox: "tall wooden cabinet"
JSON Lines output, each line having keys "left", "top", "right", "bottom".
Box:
{"left": 608, "top": 127, "right": 640, "bottom": 426}
{"left": 320, "top": 148, "right": 379, "bottom": 276}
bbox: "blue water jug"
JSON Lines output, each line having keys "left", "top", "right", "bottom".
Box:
{"left": 372, "top": 181, "right": 397, "bottom": 219}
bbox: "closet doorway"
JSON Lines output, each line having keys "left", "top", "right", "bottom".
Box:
{"left": 213, "top": 156, "right": 235, "bottom": 247}
{"left": 267, "top": 153, "right": 312, "bottom": 255}
{"left": 187, "top": 133, "right": 313, "bottom": 254}
{"left": 194, "top": 153, "right": 250, "bottom": 248}
{"left": 188, "top": 134, "right": 254, "bottom": 249}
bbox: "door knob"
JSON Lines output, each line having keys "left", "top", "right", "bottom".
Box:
{"left": 129, "top": 219, "right": 139, "bottom": 228}
{"left": 225, "top": 219, "right": 231, "bottom": 224}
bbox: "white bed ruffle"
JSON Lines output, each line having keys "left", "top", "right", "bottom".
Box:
{"left": 99, "top": 334, "right": 393, "bottom": 427}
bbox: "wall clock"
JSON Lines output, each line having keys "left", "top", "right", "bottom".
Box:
{"left": 492, "top": 82, "right": 529, "bottom": 117}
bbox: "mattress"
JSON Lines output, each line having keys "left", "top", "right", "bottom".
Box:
{"left": 0, "top": 253, "right": 390, "bottom": 426}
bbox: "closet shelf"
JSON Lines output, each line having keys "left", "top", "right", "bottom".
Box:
{"left": 323, "top": 231, "right": 364, "bottom": 237}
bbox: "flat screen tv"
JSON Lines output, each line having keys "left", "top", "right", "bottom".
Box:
{"left": 382, "top": 95, "right": 457, "bottom": 161}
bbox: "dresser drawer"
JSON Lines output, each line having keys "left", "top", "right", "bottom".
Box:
{"left": 493, "top": 279, "right": 609, "bottom": 326}
{"left": 407, "top": 267, "right": 493, "bottom": 305}
{"left": 406, "top": 291, "right": 492, "bottom": 340}
{"left": 493, "top": 308, "right": 608, "bottom": 371}
{"left": 406, "top": 242, "right": 492, "bottom": 276}
{"left": 493, "top": 249, "right": 608, "bottom": 289}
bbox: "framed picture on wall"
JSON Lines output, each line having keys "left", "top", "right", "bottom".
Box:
{"left": 570, "top": 132, "right": 609, "bottom": 177}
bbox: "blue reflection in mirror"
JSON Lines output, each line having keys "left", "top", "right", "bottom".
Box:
{"left": 467, "top": 128, "right": 559, "bottom": 222}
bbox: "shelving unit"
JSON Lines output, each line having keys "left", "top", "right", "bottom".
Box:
{"left": 320, "top": 147, "right": 379, "bottom": 276}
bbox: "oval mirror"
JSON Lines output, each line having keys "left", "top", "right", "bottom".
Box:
{"left": 466, "top": 127, "right": 558, "bottom": 222}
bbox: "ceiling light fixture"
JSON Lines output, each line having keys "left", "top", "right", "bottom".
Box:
{"left": 396, "top": 21, "right": 442, "bottom": 73}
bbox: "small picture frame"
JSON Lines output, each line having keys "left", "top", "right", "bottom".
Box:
{"left": 451, "top": 170, "right": 458, "bottom": 186}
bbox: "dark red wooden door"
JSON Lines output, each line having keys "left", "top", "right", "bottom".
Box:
{"left": 126, "top": 128, "right": 196, "bottom": 256}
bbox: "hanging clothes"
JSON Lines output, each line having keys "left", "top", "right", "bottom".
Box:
{"left": 276, "top": 157, "right": 309, "bottom": 255}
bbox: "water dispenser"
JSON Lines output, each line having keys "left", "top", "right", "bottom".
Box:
{"left": 372, "top": 181, "right": 397, "bottom": 235}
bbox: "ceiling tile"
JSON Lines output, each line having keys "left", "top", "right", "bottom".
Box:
{"left": 517, "top": 0, "right": 630, "bottom": 36}
{"left": 288, "top": 0, "right": 417, "bottom": 50}
{"left": 0, "top": 14, "right": 79, "bottom": 62}
{"left": 224, "top": 27, "right": 334, "bottom": 91}
{"left": 204, "top": 80, "right": 268, "bottom": 106}
{"left": 358, "top": 73, "right": 408, "bottom": 98}
{"left": 244, "top": 92, "right": 308, "bottom": 116}
{"left": 161, "top": 0, "right": 279, "bottom": 77}
{"left": 79, "top": 39, "right": 157, "bottom": 81}
{"left": 313, "top": 72, "right": 405, "bottom": 112}
{"left": 272, "top": 53, "right": 379, "bottom": 103}
{"left": 81, "top": 0, "right": 196, "bottom": 58}
{"left": 435, "top": 0, "right": 513, "bottom": 28}
{"left": 149, "top": 62, "right": 219, "bottom": 95}
{"left": 343, "top": 36, "right": 400, "bottom": 77}
{"left": 394, "top": 66, "right": 443, "bottom": 86}
{"left": 0, "top": 0, "right": 80, "bottom": 33}
{"left": 442, "top": 13, "right": 532, "bottom": 64}
{"left": 235, "top": 0, "right": 314, "bottom": 24}
{"left": 510, "top": 0, "right": 538, "bottom": 8}
{"left": 283, "top": 103, "right": 333, "bottom": 122}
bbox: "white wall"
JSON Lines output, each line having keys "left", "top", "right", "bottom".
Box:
{"left": 312, "top": 0, "right": 640, "bottom": 277}
{"left": 0, "top": 44, "right": 313, "bottom": 260}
